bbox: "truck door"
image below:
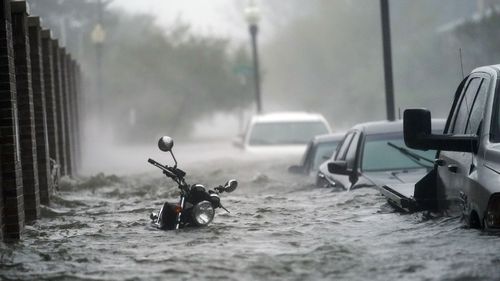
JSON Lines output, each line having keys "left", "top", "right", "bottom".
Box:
{"left": 436, "top": 75, "right": 489, "bottom": 215}
{"left": 331, "top": 131, "right": 360, "bottom": 189}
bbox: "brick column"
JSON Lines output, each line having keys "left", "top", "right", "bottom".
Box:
{"left": 28, "top": 16, "right": 50, "bottom": 206}
{"left": 68, "top": 59, "right": 78, "bottom": 173}
{"left": 0, "top": 0, "right": 24, "bottom": 240}
{"left": 41, "top": 30, "right": 57, "bottom": 202}
{"left": 60, "top": 51, "right": 72, "bottom": 176}
{"left": 74, "top": 63, "right": 82, "bottom": 170}
{"left": 51, "top": 41, "right": 67, "bottom": 176}
{"left": 12, "top": 1, "right": 39, "bottom": 223}
{"left": 0, "top": 141, "right": 3, "bottom": 240}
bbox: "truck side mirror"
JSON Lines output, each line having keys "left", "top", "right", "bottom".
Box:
{"left": 404, "top": 109, "right": 432, "bottom": 150}
{"left": 404, "top": 108, "right": 479, "bottom": 153}
{"left": 327, "top": 160, "right": 351, "bottom": 175}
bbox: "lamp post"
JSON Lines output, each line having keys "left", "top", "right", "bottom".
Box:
{"left": 91, "top": 0, "right": 106, "bottom": 117}
{"left": 380, "top": 0, "right": 395, "bottom": 121}
{"left": 244, "top": 0, "right": 263, "bottom": 114}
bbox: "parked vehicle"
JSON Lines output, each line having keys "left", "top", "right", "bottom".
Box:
{"left": 148, "top": 136, "right": 237, "bottom": 230}
{"left": 233, "top": 112, "right": 331, "bottom": 155}
{"left": 383, "top": 65, "right": 500, "bottom": 229}
{"left": 318, "top": 120, "right": 445, "bottom": 190}
{"left": 288, "top": 133, "right": 344, "bottom": 177}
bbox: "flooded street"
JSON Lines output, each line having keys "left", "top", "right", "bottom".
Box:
{"left": 1, "top": 142, "right": 500, "bottom": 281}
{"left": 3, "top": 1, "right": 500, "bottom": 280}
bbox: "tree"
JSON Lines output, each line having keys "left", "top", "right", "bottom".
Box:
{"left": 29, "top": 0, "right": 254, "bottom": 141}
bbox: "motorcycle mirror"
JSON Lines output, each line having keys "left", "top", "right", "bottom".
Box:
{"left": 224, "top": 179, "right": 238, "bottom": 193}
{"left": 158, "top": 136, "right": 174, "bottom": 152}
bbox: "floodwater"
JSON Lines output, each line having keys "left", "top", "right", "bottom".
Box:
{"left": 1, "top": 142, "right": 500, "bottom": 281}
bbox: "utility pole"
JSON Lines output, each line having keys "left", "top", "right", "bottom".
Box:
{"left": 380, "top": 0, "right": 396, "bottom": 121}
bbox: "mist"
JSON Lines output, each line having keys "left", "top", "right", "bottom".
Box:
{"left": 260, "top": 0, "right": 482, "bottom": 130}
{"left": 27, "top": 0, "right": 498, "bottom": 174}
{"left": 4, "top": 1, "right": 500, "bottom": 279}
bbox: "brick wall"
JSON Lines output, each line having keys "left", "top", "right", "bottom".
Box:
{"left": 0, "top": 0, "right": 24, "bottom": 240}
{"left": 0, "top": 0, "right": 83, "bottom": 241}
{"left": 12, "top": 1, "right": 39, "bottom": 223}
{"left": 74, "top": 63, "right": 82, "bottom": 170}
{"left": 0, "top": 139, "right": 2, "bottom": 241}
{"left": 68, "top": 59, "right": 79, "bottom": 172}
{"left": 41, "top": 30, "right": 58, "bottom": 199}
{"left": 60, "top": 50, "right": 72, "bottom": 176}
{"left": 28, "top": 16, "right": 50, "bottom": 206}
{"left": 51, "top": 41, "right": 67, "bottom": 176}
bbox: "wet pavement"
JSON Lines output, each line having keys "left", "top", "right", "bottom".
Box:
{"left": 1, "top": 142, "right": 500, "bottom": 281}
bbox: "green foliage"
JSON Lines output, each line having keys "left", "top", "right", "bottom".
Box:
{"left": 99, "top": 14, "right": 254, "bottom": 139}
{"left": 29, "top": 0, "right": 254, "bottom": 141}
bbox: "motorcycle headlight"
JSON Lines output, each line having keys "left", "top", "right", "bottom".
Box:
{"left": 192, "top": 201, "right": 215, "bottom": 226}
{"left": 486, "top": 194, "right": 500, "bottom": 228}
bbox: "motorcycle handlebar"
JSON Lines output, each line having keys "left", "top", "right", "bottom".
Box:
{"left": 148, "top": 158, "right": 176, "bottom": 178}
{"left": 148, "top": 158, "right": 157, "bottom": 165}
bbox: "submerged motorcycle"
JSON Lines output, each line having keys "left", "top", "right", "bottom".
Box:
{"left": 148, "top": 136, "right": 237, "bottom": 230}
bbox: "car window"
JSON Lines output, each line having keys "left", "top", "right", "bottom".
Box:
{"left": 362, "top": 133, "right": 436, "bottom": 172}
{"left": 451, "top": 78, "right": 482, "bottom": 134}
{"left": 335, "top": 132, "right": 354, "bottom": 161}
{"left": 345, "top": 132, "right": 360, "bottom": 170}
{"left": 465, "top": 78, "right": 489, "bottom": 135}
{"left": 248, "top": 121, "right": 329, "bottom": 146}
{"left": 299, "top": 141, "right": 314, "bottom": 167}
{"left": 312, "top": 141, "right": 340, "bottom": 171}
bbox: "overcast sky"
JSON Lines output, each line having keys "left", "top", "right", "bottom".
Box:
{"left": 110, "top": 0, "right": 251, "bottom": 41}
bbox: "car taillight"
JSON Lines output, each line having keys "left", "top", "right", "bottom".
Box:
{"left": 486, "top": 194, "right": 500, "bottom": 228}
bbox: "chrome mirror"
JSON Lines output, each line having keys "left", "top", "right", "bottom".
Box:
{"left": 224, "top": 179, "right": 238, "bottom": 193}
{"left": 158, "top": 136, "right": 174, "bottom": 152}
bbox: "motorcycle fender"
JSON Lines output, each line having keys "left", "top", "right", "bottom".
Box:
{"left": 159, "top": 202, "right": 178, "bottom": 230}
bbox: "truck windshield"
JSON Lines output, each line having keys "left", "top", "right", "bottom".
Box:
{"left": 249, "top": 121, "right": 329, "bottom": 146}
{"left": 362, "top": 133, "right": 436, "bottom": 171}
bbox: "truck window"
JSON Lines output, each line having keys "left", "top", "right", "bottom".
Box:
{"left": 451, "top": 78, "right": 482, "bottom": 134}
{"left": 336, "top": 132, "right": 354, "bottom": 161}
{"left": 345, "top": 132, "right": 360, "bottom": 170}
{"left": 466, "top": 78, "right": 489, "bottom": 135}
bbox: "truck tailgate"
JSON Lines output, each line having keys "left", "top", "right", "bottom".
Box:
{"left": 379, "top": 183, "right": 418, "bottom": 212}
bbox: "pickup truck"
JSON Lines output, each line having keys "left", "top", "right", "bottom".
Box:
{"left": 380, "top": 65, "right": 500, "bottom": 230}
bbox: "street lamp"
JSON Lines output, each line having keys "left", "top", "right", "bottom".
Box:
{"left": 91, "top": 20, "right": 106, "bottom": 117}
{"left": 244, "top": 0, "right": 263, "bottom": 114}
